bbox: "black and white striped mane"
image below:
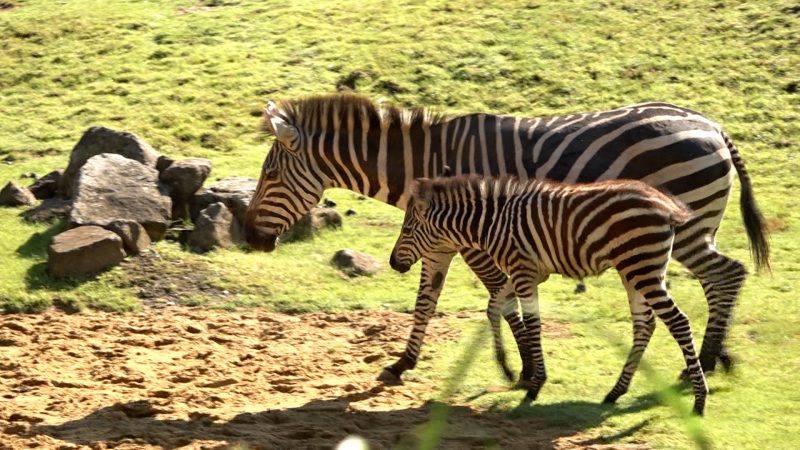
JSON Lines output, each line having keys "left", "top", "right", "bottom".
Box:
{"left": 263, "top": 94, "right": 446, "bottom": 135}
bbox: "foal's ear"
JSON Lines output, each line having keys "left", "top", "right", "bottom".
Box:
{"left": 412, "top": 178, "right": 433, "bottom": 214}
{"left": 441, "top": 165, "right": 452, "bottom": 177}
{"left": 264, "top": 101, "right": 299, "bottom": 151}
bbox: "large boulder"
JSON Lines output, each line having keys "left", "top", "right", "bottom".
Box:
{"left": 187, "top": 202, "right": 243, "bottom": 252}
{"left": 331, "top": 249, "right": 380, "bottom": 277}
{"left": 29, "top": 169, "right": 62, "bottom": 200}
{"left": 60, "top": 126, "right": 160, "bottom": 198}
{"left": 0, "top": 182, "right": 36, "bottom": 206}
{"left": 190, "top": 176, "right": 256, "bottom": 226}
{"left": 159, "top": 158, "right": 212, "bottom": 220}
{"left": 69, "top": 154, "right": 172, "bottom": 241}
{"left": 48, "top": 226, "right": 125, "bottom": 278}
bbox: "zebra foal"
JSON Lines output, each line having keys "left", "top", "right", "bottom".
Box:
{"left": 390, "top": 175, "right": 709, "bottom": 415}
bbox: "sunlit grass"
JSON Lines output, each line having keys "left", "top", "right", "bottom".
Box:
{"left": 0, "top": 0, "right": 798, "bottom": 448}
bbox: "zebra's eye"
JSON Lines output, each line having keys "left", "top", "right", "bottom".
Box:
{"left": 265, "top": 169, "right": 280, "bottom": 179}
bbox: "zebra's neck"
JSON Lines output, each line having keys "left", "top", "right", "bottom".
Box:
{"left": 313, "top": 113, "right": 538, "bottom": 210}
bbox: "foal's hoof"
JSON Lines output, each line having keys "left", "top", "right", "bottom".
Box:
{"left": 377, "top": 368, "right": 403, "bottom": 386}
{"left": 500, "top": 365, "right": 515, "bottom": 382}
{"left": 602, "top": 393, "right": 619, "bottom": 404}
{"left": 719, "top": 352, "right": 736, "bottom": 373}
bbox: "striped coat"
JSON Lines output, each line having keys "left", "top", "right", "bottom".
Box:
{"left": 390, "top": 175, "right": 708, "bottom": 414}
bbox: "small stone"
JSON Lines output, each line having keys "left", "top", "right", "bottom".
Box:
{"left": 331, "top": 249, "right": 380, "bottom": 277}
{"left": 159, "top": 158, "right": 212, "bottom": 220}
{"left": 0, "top": 181, "right": 36, "bottom": 206}
{"left": 345, "top": 208, "right": 357, "bottom": 216}
{"left": 29, "top": 169, "right": 62, "bottom": 200}
{"left": 106, "top": 220, "right": 151, "bottom": 255}
{"left": 188, "top": 202, "right": 242, "bottom": 252}
{"left": 322, "top": 198, "right": 337, "bottom": 208}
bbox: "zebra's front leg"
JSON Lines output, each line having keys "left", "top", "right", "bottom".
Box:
{"left": 378, "top": 251, "right": 455, "bottom": 385}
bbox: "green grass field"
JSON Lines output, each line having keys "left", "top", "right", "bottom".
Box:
{"left": 1, "top": 0, "right": 798, "bottom": 448}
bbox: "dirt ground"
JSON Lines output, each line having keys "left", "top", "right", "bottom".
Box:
{"left": 0, "top": 308, "right": 647, "bottom": 450}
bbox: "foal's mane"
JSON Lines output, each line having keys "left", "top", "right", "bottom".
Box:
{"left": 263, "top": 94, "right": 446, "bottom": 135}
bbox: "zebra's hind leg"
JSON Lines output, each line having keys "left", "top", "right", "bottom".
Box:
{"left": 461, "top": 249, "right": 530, "bottom": 382}
{"left": 487, "top": 283, "right": 518, "bottom": 382}
{"left": 646, "top": 283, "right": 708, "bottom": 415}
{"left": 673, "top": 237, "right": 747, "bottom": 376}
{"left": 603, "top": 284, "right": 656, "bottom": 404}
{"left": 378, "top": 251, "right": 455, "bottom": 385}
{"left": 509, "top": 268, "right": 547, "bottom": 401}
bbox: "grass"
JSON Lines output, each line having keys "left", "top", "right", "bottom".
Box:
{"left": 1, "top": 0, "right": 799, "bottom": 448}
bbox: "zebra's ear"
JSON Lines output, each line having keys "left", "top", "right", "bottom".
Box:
{"left": 265, "top": 101, "right": 299, "bottom": 151}
{"left": 441, "top": 165, "right": 452, "bottom": 177}
{"left": 412, "top": 178, "right": 433, "bottom": 214}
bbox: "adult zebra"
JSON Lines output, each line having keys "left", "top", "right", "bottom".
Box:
{"left": 389, "top": 175, "right": 708, "bottom": 414}
{"left": 244, "top": 94, "right": 768, "bottom": 383}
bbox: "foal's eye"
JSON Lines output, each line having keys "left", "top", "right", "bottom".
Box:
{"left": 265, "top": 169, "right": 279, "bottom": 179}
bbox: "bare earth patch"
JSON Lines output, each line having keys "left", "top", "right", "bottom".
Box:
{"left": 0, "top": 308, "right": 641, "bottom": 449}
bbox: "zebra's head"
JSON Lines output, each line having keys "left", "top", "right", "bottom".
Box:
{"left": 390, "top": 179, "right": 444, "bottom": 273}
{"left": 245, "top": 101, "right": 327, "bottom": 252}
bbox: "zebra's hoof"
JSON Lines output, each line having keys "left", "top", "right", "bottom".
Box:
{"left": 514, "top": 379, "right": 536, "bottom": 390}
{"left": 377, "top": 368, "right": 403, "bottom": 386}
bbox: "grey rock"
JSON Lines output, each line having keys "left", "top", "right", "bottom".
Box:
{"left": 48, "top": 226, "right": 125, "bottom": 278}
{"left": 0, "top": 181, "right": 36, "bottom": 206}
{"left": 280, "top": 207, "right": 343, "bottom": 243}
{"left": 187, "top": 202, "right": 243, "bottom": 252}
{"left": 159, "top": 158, "right": 212, "bottom": 220}
{"left": 29, "top": 169, "right": 63, "bottom": 200}
{"left": 156, "top": 155, "right": 175, "bottom": 173}
{"left": 190, "top": 176, "right": 256, "bottom": 226}
{"left": 331, "top": 249, "right": 380, "bottom": 277}
{"left": 60, "top": 126, "right": 160, "bottom": 198}
{"left": 106, "top": 220, "right": 151, "bottom": 255}
{"left": 69, "top": 154, "right": 172, "bottom": 241}
{"left": 21, "top": 198, "right": 72, "bottom": 222}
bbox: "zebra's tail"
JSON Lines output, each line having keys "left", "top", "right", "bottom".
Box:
{"left": 722, "top": 131, "right": 771, "bottom": 272}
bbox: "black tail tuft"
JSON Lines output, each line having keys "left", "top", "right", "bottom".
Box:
{"left": 723, "top": 131, "right": 770, "bottom": 272}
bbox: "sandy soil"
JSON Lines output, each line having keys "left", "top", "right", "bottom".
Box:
{"left": 0, "top": 308, "right": 647, "bottom": 450}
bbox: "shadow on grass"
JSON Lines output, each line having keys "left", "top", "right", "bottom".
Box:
{"left": 23, "top": 388, "right": 663, "bottom": 449}
{"left": 15, "top": 219, "right": 66, "bottom": 259}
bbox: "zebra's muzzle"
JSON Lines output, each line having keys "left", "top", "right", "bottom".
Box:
{"left": 245, "top": 226, "right": 279, "bottom": 253}
{"left": 389, "top": 253, "right": 410, "bottom": 273}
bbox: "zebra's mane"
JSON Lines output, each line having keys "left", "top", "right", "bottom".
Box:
{"left": 264, "top": 94, "right": 446, "bottom": 135}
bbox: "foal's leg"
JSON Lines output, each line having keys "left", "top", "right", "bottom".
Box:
{"left": 645, "top": 280, "right": 709, "bottom": 415}
{"left": 604, "top": 283, "right": 656, "bottom": 404}
{"left": 486, "top": 284, "right": 519, "bottom": 381}
{"left": 509, "top": 268, "right": 547, "bottom": 400}
{"left": 461, "top": 248, "right": 526, "bottom": 382}
{"left": 379, "top": 250, "right": 455, "bottom": 383}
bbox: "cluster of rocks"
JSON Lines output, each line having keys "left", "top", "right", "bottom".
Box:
{"left": 2, "top": 126, "right": 380, "bottom": 279}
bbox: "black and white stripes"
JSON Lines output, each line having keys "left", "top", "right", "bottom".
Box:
{"left": 244, "top": 94, "right": 768, "bottom": 383}
{"left": 389, "top": 176, "right": 709, "bottom": 414}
